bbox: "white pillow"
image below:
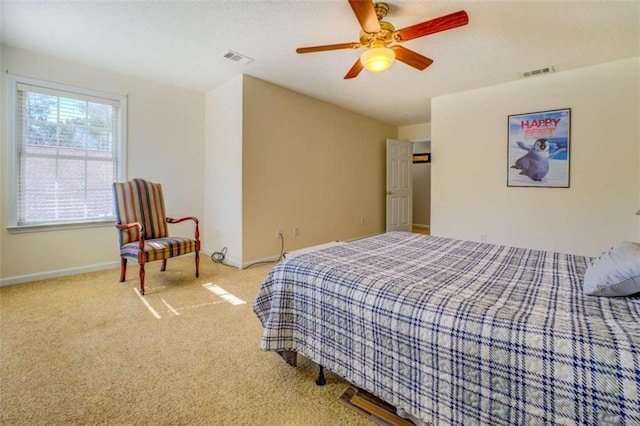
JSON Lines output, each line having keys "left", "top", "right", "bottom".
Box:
{"left": 584, "top": 241, "right": 640, "bottom": 297}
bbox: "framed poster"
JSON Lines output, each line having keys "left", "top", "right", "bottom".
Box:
{"left": 507, "top": 108, "right": 570, "bottom": 188}
{"left": 413, "top": 153, "right": 431, "bottom": 163}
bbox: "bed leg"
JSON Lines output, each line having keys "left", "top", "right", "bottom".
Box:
{"left": 315, "top": 365, "right": 326, "bottom": 386}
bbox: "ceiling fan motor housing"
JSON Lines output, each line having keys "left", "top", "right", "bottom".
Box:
{"left": 359, "top": 21, "right": 395, "bottom": 47}
{"left": 374, "top": 2, "right": 389, "bottom": 20}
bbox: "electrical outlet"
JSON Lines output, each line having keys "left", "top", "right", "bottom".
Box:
{"left": 294, "top": 226, "right": 300, "bottom": 237}
{"left": 480, "top": 234, "right": 487, "bottom": 242}
{"left": 360, "top": 217, "right": 365, "bottom": 225}
{"left": 276, "top": 228, "right": 282, "bottom": 239}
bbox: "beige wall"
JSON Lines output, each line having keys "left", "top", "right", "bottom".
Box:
{"left": 398, "top": 122, "right": 430, "bottom": 141}
{"left": 0, "top": 46, "right": 205, "bottom": 283}
{"left": 431, "top": 57, "right": 640, "bottom": 256}
{"left": 203, "top": 76, "right": 244, "bottom": 267}
{"left": 241, "top": 75, "right": 396, "bottom": 264}
{"left": 5, "top": 47, "right": 636, "bottom": 282}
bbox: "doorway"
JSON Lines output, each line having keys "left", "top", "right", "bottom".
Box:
{"left": 412, "top": 140, "right": 431, "bottom": 235}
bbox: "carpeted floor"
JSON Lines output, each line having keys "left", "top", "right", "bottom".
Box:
{"left": 0, "top": 256, "right": 372, "bottom": 425}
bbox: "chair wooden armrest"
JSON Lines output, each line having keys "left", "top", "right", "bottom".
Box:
{"left": 115, "top": 221, "right": 142, "bottom": 231}
{"left": 166, "top": 216, "right": 198, "bottom": 225}
{"left": 166, "top": 217, "right": 200, "bottom": 250}
{"left": 115, "top": 222, "right": 145, "bottom": 250}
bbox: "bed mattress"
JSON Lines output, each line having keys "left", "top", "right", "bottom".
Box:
{"left": 254, "top": 232, "right": 640, "bottom": 425}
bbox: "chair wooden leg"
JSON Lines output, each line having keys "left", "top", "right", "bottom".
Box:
{"left": 120, "top": 258, "right": 127, "bottom": 282}
{"left": 161, "top": 259, "right": 167, "bottom": 272}
{"left": 139, "top": 263, "right": 146, "bottom": 295}
{"left": 195, "top": 251, "right": 200, "bottom": 278}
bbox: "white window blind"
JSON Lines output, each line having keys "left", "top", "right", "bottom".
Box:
{"left": 9, "top": 76, "right": 126, "bottom": 227}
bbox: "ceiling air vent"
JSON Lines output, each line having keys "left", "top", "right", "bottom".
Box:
{"left": 521, "top": 66, "right": 554, "bottom": 78}
{"left": 221, "top": 50, "right": 253, "bottom": 66}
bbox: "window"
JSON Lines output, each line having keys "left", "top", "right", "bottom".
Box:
{"left": 7, "top": 75, "right": 126, "bottom": 229}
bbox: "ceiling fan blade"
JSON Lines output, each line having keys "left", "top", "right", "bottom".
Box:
{"left": 344, "top": 59, "right": 364, "bottom": 79}
{"left": 395, "top": 10, "right": 469, "bottom": 41}
{"left": 391, "top": 45, "right": 433, "bottom": 70}
{"left": 296, "top": 42, "right": 360, "bottom": 54}
{"left": 348, "top": 0, "right": 381, "bottom": 34}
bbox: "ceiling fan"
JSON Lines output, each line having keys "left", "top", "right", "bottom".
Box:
{"left": 296, "top": 0, "right": 469, "bottom": 79}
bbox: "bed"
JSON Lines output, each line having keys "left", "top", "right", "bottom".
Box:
{"left": 253, "top": 232, "right": 640, "bottom": 425}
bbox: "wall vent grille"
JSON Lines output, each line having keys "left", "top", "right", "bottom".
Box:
{"left": 221, "top": 50, "right": 253, "bottom": 65}
{"left": 522, "top": 66, "right": 554, "bottom": 78}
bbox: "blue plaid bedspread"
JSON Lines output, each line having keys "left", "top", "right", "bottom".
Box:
{"left": 253, "top": 232, "right": 640, "bottom": 425}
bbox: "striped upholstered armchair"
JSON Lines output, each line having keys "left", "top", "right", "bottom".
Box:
{"left": 113, "top": 178, "right": 200, "bottom": 295}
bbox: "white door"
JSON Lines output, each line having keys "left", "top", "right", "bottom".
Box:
{"left": 386, "top": 139, "right": 413, "bottom": 232}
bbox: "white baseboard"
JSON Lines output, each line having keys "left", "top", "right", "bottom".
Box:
{"left": 0, "top": 261, "right": 120, "bottom": 287}
{"left": 413, "top": 224, "right": 430, "bottom": 229}
{"left": 343, "top": 232, "right": 384, "bottom": 242}
{"left": 241, "top": 255, "right": 280, "bottom": 269}
{"left": 281, "top": 233, "right": 384, "bottom": 259}
{"left": 2, "top": 238, "right": 394, "bottom": 286}
{"left": 284, "top": 241, "right": 346, "bottom": 259}
{"left": 241, "top": 239, "right": 351, "bottom": 267}
{"left": 201, "top": 247, "right": 242, "bottom": 269}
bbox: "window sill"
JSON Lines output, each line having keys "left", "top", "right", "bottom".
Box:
{"left": 7, "top": 219, "right": 115, "bottom": 234}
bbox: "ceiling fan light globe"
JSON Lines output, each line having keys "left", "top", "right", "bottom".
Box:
{"left": 360, "top": 47, "right": 395, "bottom": 72}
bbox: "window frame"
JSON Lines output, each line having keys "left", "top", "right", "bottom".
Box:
{"left": 6, "top": 74, "right": 127, "bottom": 233}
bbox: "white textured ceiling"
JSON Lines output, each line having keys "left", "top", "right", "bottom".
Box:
{"left": 1, "top": 1, "right": 639, "bottom": 126}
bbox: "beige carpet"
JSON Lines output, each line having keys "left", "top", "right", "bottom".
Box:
{"left": 0, "top": 256, "right": 372, "bottom": 425}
